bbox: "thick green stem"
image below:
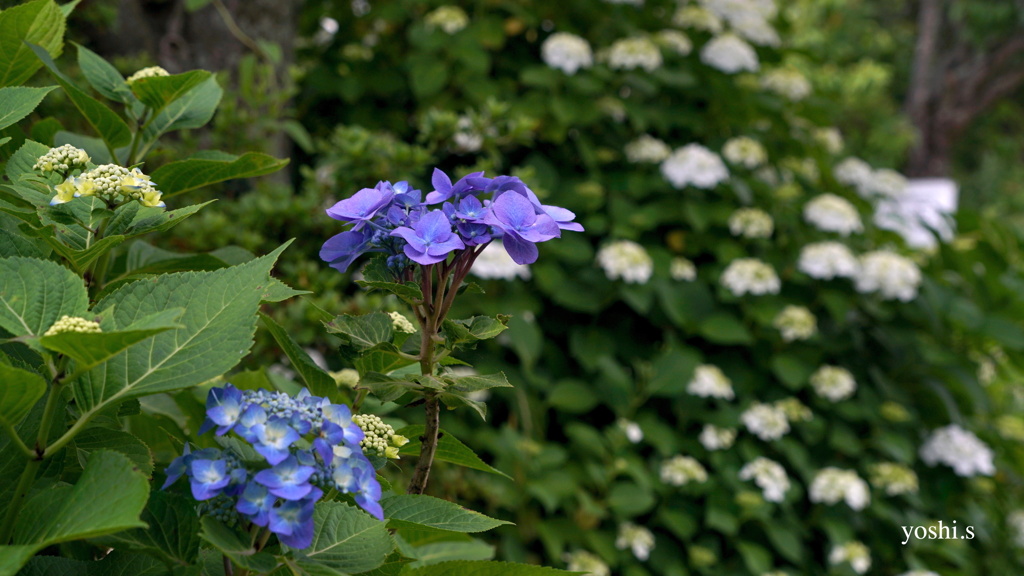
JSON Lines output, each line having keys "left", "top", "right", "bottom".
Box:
{"left": 1, "top": 421, "right": 34, "bottom": 460}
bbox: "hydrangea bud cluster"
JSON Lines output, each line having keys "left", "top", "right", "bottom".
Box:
{"left": 720, "top": 258, "right": 781, "bottom": 296}
{"left": 126, "top": 66, "right": 170, "bottom": 84}
{"left": 854, "top": 251, "right": 922, "bottom": 301}
{"left": 722, "top": 137, "right": 767, "bottom": 169}
{"left": 659, "top": 455, "right": 708, "bottom": 486}
{"left": 739, "top": 457, "right": 790, "bottom": 502}
{"left": 615, "top": 522, "right": 655, "bottom": 561}
{"left": 163, "top": 384, "right": 383, "bottom": 549}
{"left": 352, "top": 413, "right": 408, "bottom": 459}
{"left": 563, "top": 550, "right": 610, "bottom": 576}
{"left": 33, "top": 144, "right": 90, "bottom": 174}
{"left": 815, "top": 127, "right": 844, "bottom": 155}
{"left": 687, "top": 364, "right": 735, "bottom": 399}
{"left": 798, "top": 241, "right": 859, "bottom": 280}
{"left": 828, "top": 541, "right": 871, "bottom": 574}
{"left": 773, "top": 305, "right": 816, "bottom": 341}
{"left": 605, "top": 37, "right": 663, "bottom": 72}
{"left": 624, "top": 135, "right": 671, "bottom": 164}
{"left": 869, "top": 462, "right": 919, "bottom": 495}
{"left": 541, "top": 32, "right": 594, "bottom": 75}
{"left": 919, "top": 424, "right": 995, "bottom": 477}
{"left": 597, "top": 240, "right": 653, "bottom": 284}
{"left": 741, "top": 402, "right": 790, "bottom": 441}
{"left": 47, "top": 162, "right": 165, "bottom": 208}
{"left": 810, "top": 365, "right": 857, "bottom": 402}
{"left": 320, "top": 169, "right": 582, "bottom": 275}
{"left": 660, "top": 143, "right": 730, "bottom": 189}
{"left": 809, "top": 467, "right": 870, "bottom": 510}
{"left": 803, "top": 193, "right": 863, "bottom": 236}
{"left": 655, "top": 30, "right": 692, "bottom": 56}
{"left": 699, "top": 424, "right": 736, "bottom": 450}
{"left": 388, "top": 311, "right": 416, "bottom": 334}
{"left": 43, "top": 315, "right": 102, "bottom": 336}
{"left": 424, "top": 5, "right": 469, "bottom": 34}
{"left": 670, "top": 257, "right": 697, "bottom": 281}
{"left": 728, "top": 207, "right": 773, "bottom": 238}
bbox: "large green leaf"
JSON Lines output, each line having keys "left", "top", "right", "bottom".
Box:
{"left": 75, "top": 42, "right": 133, "bottom": 104}
{"left": 71, "top": 243, "right": 289, "bottom": 419}
{"left": 199, "top": 516, "right": 276, "bottom": 573}
{"left": 17, "top": 556, "right": 90, "bottom": 576}
{"left": 380, "top": 495, "right": 511, "bottom": 533}
{"left": 0, "top": 256, "right": 89, "bottom": 337}
{"left": 0, "top": 0, "right": 65, "bottom": 88}
{"left": 396, "top": 425, "right": 511, "bottom": 480}
{"left": 401, "top": 561, "right": 581, "bottom": 576}
{"left": 149, "top": 151, "right": 289, "bottom": 198}
{"left": 4, "top": 139, "right": 49, "bottom": 183}
{"left": 400, "top": 539, "right": 494, "bottom": 568}
{"left": 130, "top": 70, "right": 211, "bottom": 116}
{"left": 260, "top": 312, "right": 347, "bottom": 403}
{"left": 351, "top": 551, "right": 414, "bottom": 576}
{"left": 126, "top": 201, "right": 214, "bottom": 237}
{"left": 0, "top": 86, "right": 56, "bottom": 131}
{"left": 141, "top": 75, "right": 222, "bottom": 141}
{"left": 73, "top": 427, "right": 154, "bottom": 476}
{"left": 40, "top": 308, "right": 183, "bottom": 372}
{"left": 0, "top": 363, "right": 46, "bottom": 430}
{"left": 299, "top": 502, "right": 393, "bottom": 573}
{"left": 29, "top": 43, "right": 132, "bottom": 148}
{"left": 326, "top": 313, "right": 395, "bottom": 351}
{"left": 93, "top": 491, "right": 201, "bottom": 567}
{"left": 0, "top": 450, "right": 149, "bottom": 576}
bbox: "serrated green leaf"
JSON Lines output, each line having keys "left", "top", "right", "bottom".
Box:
{"left": 0, "top": 362, "right": 46, "bottom": 430}
{"left": 131, "top": 70, "right": 211, "bottom": 116}
{"left": 401, "top": 539, "right": 494, "bottom": 568}
{"left": 92, "top": 491, "right": 201, "bottom": 566}
{"left": 737, "top": 541, "right": 772, "bottom": 574}
{"left": 261, "top": 278, "right": 311, "bottom": 303}
{"left": 5, "top": 139, "right": 49, "bottom": 183}
{"left": 352, "top": 551, "right": 414, "bottom": 576}
{"left": 326, "top": 312, "right": 395, "bottom": 351}
{"left": 300, "top": 502, "right": 393, "bottom": 573}
{"left": 358, "top": 372, "right": 417, "bottom": 403}
{"left": 74, "top": 42, "right": 133, "bottom": 103}
{"left": 354, "top": 343, "right": 417, "bottom": 377}
{"left": 141, "top": 75, "right": 222, "bottom": 143}
{"left": 0, "top": 86, "right": 57, "bottom": 131}
{"left": 94, "top": 550, "right": 174, "bottom": 576}
{"left": 0, "top": 256, "right": 89, "bottom": 337}
{"left": 29, "top": 44, "right": 132, "bottom": 148}
{"left": 73, "top": 427, "right": 154, "bottom": 476}
{"left": 401, "top": 561, "right": 581, "bottom": 576}
{"left": 261, "top": 312, "right": 347, "bottom": 403}
{"left": 41, "top": 308, "right": 182, "bottom": 371}
{"left": 0, "top": 0, "right": 65, "bottom": 88}
{"left": 17, "top": 556, "right": 90, "bottom": 576}
{"left": 1, "top": 450, "right": 149, "bottom": 575}
{"left": 128, "top": 200, "right": 214, "bottom": 237}
{"left": 70, "top": 243, "right": 288, "bottom": 420}
{"left": 446, "top": 372, "right": 511, "bottom": 393}
{"left": 149, "top": 151, "right": 289, "bottom": 198}
{"left": 59, "top": 0, "right": 82, "bottom": 17}
{"left": 199, "top": 517, "right": 276, "bottom": 573}
{"left": 381, "top": 495, "right": 511, "bottom": 533}
{"left": 396, "top": 425, "right": 510, "bottom": 479}
{"left": 355, "top": 280, "right": 424, "bottom": 303}
{"left": 438, "top": 391, "right": 487, "bottom": 420}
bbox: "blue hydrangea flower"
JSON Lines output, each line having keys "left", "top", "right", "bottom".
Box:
{"left": 253, "top": 417, "right": 301, "bottom": 465}
{"left": 236, "top": 481, "right": 276, "bottom": 527}
{"left": 199, "top": 383, "right": 245, "bottom": 435}
{"left": 190, "top": 458, "right": 231, "bottom": 500}
{"left": 326, "top": 184, "right": 395, "bottom": 230}
{"left": 482, "top": 191, "right": 561, "bottom": 264}
{"left": 424, "top": 168, "right": 482, "bottom": 204}
{"left": 320, "top": 230, "right": 372, "bottom": 273}
{"left": 390, "top": 210, "right": 466, "bottom": 265}
{"left": 254, "top": 455, "right": 316, "bottom": 500}
{"left": 268, "top": 488, "right": 321, "bottom": 549}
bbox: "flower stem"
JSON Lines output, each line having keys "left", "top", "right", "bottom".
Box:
{"left": 407, "top": 392, "right": 440, "bottom": 495}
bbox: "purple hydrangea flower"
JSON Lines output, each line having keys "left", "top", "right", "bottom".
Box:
{"left": 253, "top": 418, "right": 301, "bottom": 465}
{"left": 190, "top": 458, "right": 231, "bottom": 500}
{"left": 320, "top": 230, "right": 372, "bottom": 273}
{"left": 326, "top": 183, "right": 395, "bottom": 230}
{"left": 269, "top": 488, "right": 321, "bottom": 549}
{"left": 424, "top": 168, "right": 483, "bottom": 204}
{"left": 236, "top": 481, "right": 276, "bottom": 527}
{"left": 482, "top": 191, "right": 561, "bottom": 264}
{"left": 199, "top": 383, "right": 244, "bottom": 436}
{"left": 390, "top": 210, "right": 467, "bottom": 265}
{"left": 254, "top": 455, "right": 316, "bottom": 501}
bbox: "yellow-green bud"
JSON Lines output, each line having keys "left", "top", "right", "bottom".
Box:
{"left": 34, "top": 144, "right": 90, "bottom": 174}
{"left": 331, "top": 368, "right": 360, "bottom": 388}
{"left": 389, "top": 311, "right": 416, "bottom": 334}
{"left": 44, "top": 315, "right": 101, "bottom": 336}
{"left": 127, "top": 66, "right": 170, "bottom": 85}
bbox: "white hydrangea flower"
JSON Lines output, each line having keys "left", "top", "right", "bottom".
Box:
{"left": 741, "top": 402, "right": 790, "bottom": 441}
{"left": 670, "top": 257, "right": 697, "bottom": 281}
{"left": 729, "top": 13, "right": 780, "bottom": 47}
{"left": 854, "top": 251, "right": 921, "bottom": 301}
{"left": 470, "top": 241, "right": 531, "bottom": 280}
{"left": 687, "top": 364, "right": 734, "bottom": 400}
{"left": 606, "top": 37, "right": 663, "bottom": 72}
{"left": 722, "top": 136, "right": 768, "bottom": 169}
{"left": 44, "top": 315, "right": 102, "bottom": 336}
{"left": 798, "top": 241, "right": 859, "bottom": 280}
{"left": 810, "top": 365, "right": 856, "bottom": 402}
{"left": 897, "top": 571, "right": 940, "bottom": 576}
{"left": 739, "top": 457, "right": 790, "bottom": 502}
{"left": 728, "top": 207, "right": 773, "bottom": 238}
{"left": 625, "top": 135, "right": 671, "bottom": 163}
{"left": 33, "top": 144, "right": 90, "bottom": 173}
{"left": 869, "top": 462, "right": 919, "bottom": 496}
{"left": 700, "top": 34, "right": 759, "bottom": 74}
{"left": 810, "top": 468, "right": 870, "bottom": 510}
{"left": 699, "top": 424, "right": 736, "bottom": 450}
{"left": 660, "top": 144, "right": 730, "bottom": 189}
{"left": 563, "top": 550, "right": 610, "bottom": 576}
{"left": 616, "top": 522, "right": 655, "bottom": 561}
{"left": 424, "top": 6, "right": 469, "bottom": 34}
{"left": 126, "top": 66, "right": 169, "bottom": 84}
{"left": 542, "top": 32, "right": 594, "bottom": 75}
{"left": 869, "top": 168, "right": 908, "bottom": 197}
{"left": 618, "top": 418, "right": 643, "bottom": 443}
{"left": 773, "top": 306, "right": 816, "bottom": 341}
{"left": 720, "top": 258, "right": 781, "bottom": 296}
{"left": 660, "top": 455, "right": 708, "bottom": 486}
{"left": 834, "top": 157, "right": 874, "bottom": 197}
{"left": 814, "top": 127, "right": 844, "bottom": 155}
{"left": 597, "top": 240, "right": 654, "bottom": 284}
{"left": 760, "top": 68, "right": 812, "bottom": 101}
{"left": 829, "top": 541, "right": 871, "bottom": 575}
{"left": 655, "top": 30, "right": 692, "bottom": 56}
{"left": 672, "top": 5, "right": 724, "bottom": 33}
{"left": 453, "top": 116, "right": 483, "bottom": 152}
{"left": 1008, "top": 510, "right": 1024, "bottom": 549}
{"left": 920, "top": 424, "right": 995, "bottom": 477}
{"left": 388, "top": 311, "right": 416, "bottom": 334}
{"left": 803, "top": 193, "right": 863, "bottom": 236}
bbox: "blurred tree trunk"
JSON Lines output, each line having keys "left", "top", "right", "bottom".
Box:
{"left": 904, "top": 0, "right": 1024, "bottom": 177}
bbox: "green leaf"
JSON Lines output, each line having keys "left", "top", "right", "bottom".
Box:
{"left": 445, "top": 372, "right": 511, "bottom": 393}
{"left": 0, "top": 362, "right": 46, "bottom": 430}
{"left": 261, "top": 278, "right": 311, "bottom": 303}
{"left": 59, "top": 0, "right": 82, "bottom": 17}
{"left": 452, "top": 316, "right": 508, "bottom": 342}
{"left": 356, "top": 279, "right": 424, "bottom": 304}
{"left": 437, "top": 391, "right": 487, "bottom": 420}
{"left": 199, "top": 516, "right": 276, "bottom": 573}
{"left": 401, "top": 561, "right": 580, "bottom": 576}
{"left": 401, "top": 539, "right": 494, "bottom": 568}
{"left": 300, "top": 502, "right": 393, "bottom": 573}
{"left": 770, "top": 354, "right": 813, "bottom": 390}
{"left": 648, "top": 346, "right": 700, "bottom": 397}
{"left": 698, "top": 313, "right": 753, "bottom": 344}
{"left": 92, "top": 491, "right": 201, "bottom": 566}
{"left": 127, "top": 200, "right": 214, "bottom": 237}
{"left": 70, "top": 243, "right": 289, "bottom": 418}
{"left": 5, "top": 139, "right": 49, "bottom": 182}
{"left": 260, "top": 312, "right": 347, "bottom": 403}
{"left": 141, "top": 75, "right": 222, "bottom": 142}
{"left": 29, "top": 43, "right": 132, "bottom": 148}
{"left": 0, "top": 0, "right": 65, "bottom": 88}
{"left": 737, "top": 541, "right": 772, "bottom": 574}
{"left": 17, "top": 556, "right": 90, "bottom": 576}
{"left": 75, "top": 42, "right": 133, "bottom": 103}
{"left": 354, "top": 343, "right": 417, "bottom": 377}
{"left": 0, "top": 86, "right": 57, "bottom": 131}
{"left": 73, "top": 427, "right": 154, "bottom": 476}
{"left": 0, "top": 450, "right": 149, "bottom": 575}
{"left": 41, "top": 308, "right": 183, "bottom": 370}
{"left": 396, "top": 425, "right": 511, "bottom": 480}
{"left": 149, "top": 151, "right": 289, "bottom": 198}
{"left": 380, "top": 494, "right": 511, "bottom": 533}
{"left": 0, "top": 256, "right": 89, "bottom": 337}
{"left": 131, "top": 70, "right": 211, "bottom": 115}
{"left": 326, "top": 312, "right": 395, "bottom": 351}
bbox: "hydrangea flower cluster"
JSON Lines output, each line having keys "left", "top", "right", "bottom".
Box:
{"left": 616, "top": 522, "right": 655, "bottom": 561}
{"left": 126, "top": 65, "right": 169, "bottom": 84}
{"left": 722, "top": 136, "right": 767, "bottom": 169}
{"left": 720, "top": 257, "right": 781, "bottom": 296}
{"left": 829, "top": 541, "right": 871, "bottom": 574}
{"left": 320, "top": 169, "right": 582, "bottom": 274}
{"left": 809, "top": 467, "right": 870, "bottom": 510}
{"left": 660, "top": 144, "right": 730, "bottom": 189}
{"left": 854, "top": 251, "right": 922, "bottom": 301}
{"left": 803, "top": 193, "right": 863, "bottom": 236}
{"left": 424, "top": 5, "right": 469, "bottom": 35}
{"left": 625, "top": 135, "right": 671, "bottom": 163}
{"left": 617, "top": 418, "right": 644, "bottom": 443}
{"left": 670, "top": 257, "right": 697, "bottom": 281}
{"left": 699, "top": 424, "right": 736, "bottom": 450}
{"left": 49, "top": 164, "right": 165, "bottom": 208}
{"left": 605, "top": 37, "right": 663, "bottom": 72}
{"left": 868, "top": 462, "right": 919, "bottom": 495}
{"left": 33, "top": 144, "right": 90, "bottom": 174}
{"left": 469, "top": 241, "right": 532, "bottom": 280}
{"left": 810, "top": 365, "right": 857, "bottom": 402}
{"left": 43, "top": 315, "right": 102, "bottom": 336}
{"left": 798, "top": 241, "right": 859, "bottom": 280}
{"left": 919, "top": 424, "right": 996, "bottom": 477}
{"left": 738, "top": 457, "right": 790, "bottom": 502}
{"left": 700, "top": 33, "right": 759, "bottom": 73}
{"left": 741, "top": 402, "right": 790, "bottom": 440}
{"left": 563, "top": 550, "right": 610, "bottom": 576}
{"left": 760, "top": 68, "right": 812, "bottom": 101}
{"left": 687, "top": 364, "right": 735, "bottom": 399}
{"left": 352, "top": 413, "right": 408, "bottom": 458}
{"left": 387, "top": 311, "right": 416, "bottom": 334}
{"left": 728, "top": 207, "right": 773, "bottom": 238}
{"left": 655, "top": 30, "right": 692, "bottom": 55}
{"left": 660, "top": 455, "right": 708, "bottom": 486}
{"left": 163, "top": 385, "right": 383, "bottom": 549}
{"left": 834, "top": 157, "right": 908, "bottom": 198}
{"left": 597, "top": 240, "right": 653, "bottom": 284}
{"left": 541, "top": 32, "right": 594, "bottom": 75}
{"left": 773, "top": 305, "right": 816, "bottom": 341}
{"left": 673, "top": 5, "right": 724, "bottom": 33}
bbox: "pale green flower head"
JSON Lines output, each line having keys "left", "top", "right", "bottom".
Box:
{"left": 127, "top": 66, "right": 170, "bottom": 85}
{"left": 425, "top": 6, "right": 469, "bottom": 35}
{"left": 44, "top": 315, "right": 102, "bottom": 336}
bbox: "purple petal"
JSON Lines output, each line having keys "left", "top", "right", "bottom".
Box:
{"left": 502, "top": 233, "right": 540, "bottom": 265}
